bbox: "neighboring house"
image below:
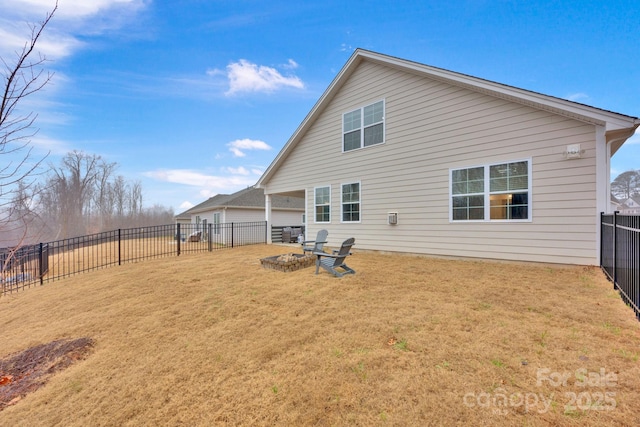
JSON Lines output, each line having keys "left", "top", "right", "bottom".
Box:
{"left": 174, "top": 211, "right": 191, "bottom": 227}
{"left": 175, "top": 186, "right": 304, "bottom": 229}
{"left": 257, "top": 49, "right": 639, "bottom": 265}
{"left": 620, "top": 196, "right": 640, "bottom": 214}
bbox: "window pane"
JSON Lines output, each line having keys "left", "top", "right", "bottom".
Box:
{"left": 363, "top": 101, "right": 384, "bottom": 126}
{"left": 452, "top": 195, "right": 484, "bottom": 220}
{"left": 469, "top": 208, "right": 484, "bottom": 220}
{"left": 315, "top": 187, "right": 329, "bottom": 204}
{"left": 509, "top": 161, "right": 528, "bottom": 176}
{"left": 452, "top": 169, "right": 467, "bottom": 184}
{"left": 509, "top": 175, "right": 528, "bottom": 190}
{"left": 315, "top": 206, "right": 330, "bottom": 222}
{"left": 468, "top": 195, "right": 484, "bottom": 208}
{"left": 491, "top": 161, "right": 528, "bottom": 191}
{"left": 342, "top": 183, "right": 359, "bottom": 202}
{"left": 510, "top": 192, "right": 528, "bottom": 219}
{"left": 343, "top": 109, "right": 360, "bottom": 132}
{"left": 452, "top": 167, "right": 484, "bottom": 195}
{"left": 363, "top": 123, "right": 383, "bottom": 146}
{"left": 452, "top": 208, "right": 468, "bottom": 221}
{"left": 490, "top": 192, "right": 528, "bottom": 219}
{"left": 490, "top": 177, "right": 507, "bottom": 192}
{"left": 342, "top": 203, "right": 360, "bottom": 222}
{"left": 452, "top": 196, "right": 468, "bottom": 209}
{"left": 468, "top": 167, "right": 484, "bottom": 181}
{"left": 467, "top": 179, "right": 484, "bottom": 194}
{"left": 452, "top": 182, "right": 466, "bottom": 195}
{"left": 344, "top": 130, "right": 361, "bottom": 151}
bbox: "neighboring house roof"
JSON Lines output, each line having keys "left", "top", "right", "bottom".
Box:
{"left": 623, "top": 196, "right": 640, "bottom": 208}
{"left": 176, "top": 186, "right": 304, "bottom": 218}
{"left": 257, "top": 49, "right": 640, "bottom": 188}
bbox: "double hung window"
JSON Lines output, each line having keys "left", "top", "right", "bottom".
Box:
{"left": 451, "top": 160, "right": 530, "bottom": 221}
{"left": 343, "top": 100, "right": 385, "bottom": 151}
{"left": 314, "top": 186, "right": 331, "bottom": 223}
{"left": 341, "top": 182, "right": 360, "bottom": 222}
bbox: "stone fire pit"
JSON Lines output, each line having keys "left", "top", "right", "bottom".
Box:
{"left": 260, "top": 253, "right": 315, "bottom": 272}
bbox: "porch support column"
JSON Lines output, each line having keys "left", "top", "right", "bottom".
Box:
{"left": 265, "top": 193, "right": 273, "bottom": 243}
{"left": 595, "top": 125, "right": 607, "bottom": 265}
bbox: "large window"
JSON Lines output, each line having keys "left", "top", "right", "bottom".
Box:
{"left": 341, "top": 182, "right": 360, "bottom": 222}
{"left": 451, "top": 160, "right": 530, "bottom": 221}
{"left": 314, "top": 186, "right": 331, "bottom": 223}
{"left": 343, "top": 100, "right": 385, "bottom": 152}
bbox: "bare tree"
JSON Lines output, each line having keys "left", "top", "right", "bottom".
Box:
{"left": 93, "top": 160, "right": 117, "bottom": 230}
{"left": 47, "top": 151, "right": 103, "bottom": 238}
{"left": 1, "top": 3, "right": 57, "bottom": 284}
{"left": 611, "top": 170, "right": 640, "bottom": 200}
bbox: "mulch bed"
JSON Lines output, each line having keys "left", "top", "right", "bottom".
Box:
{"left": 0, "top": 337, "right": 94, "bottom": 411}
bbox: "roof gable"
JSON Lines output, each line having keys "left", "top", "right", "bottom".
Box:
{"left": 257, "top": 49, "right": 639, "bottom": 188}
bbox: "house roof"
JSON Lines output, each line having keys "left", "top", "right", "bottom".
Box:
{"left": 257, "top": 49, "right": 640, "bottom": 188}
{"left": 176, "top": 186, "right": 304, "bottom": 217}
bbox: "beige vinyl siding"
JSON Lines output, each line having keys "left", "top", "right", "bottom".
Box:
{"left": 265, "top": 61, "right": 599, "bottom": 264}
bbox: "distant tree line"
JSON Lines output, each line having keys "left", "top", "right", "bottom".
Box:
{"left": 5, "top": 150, "right": 174, "bottom": 246}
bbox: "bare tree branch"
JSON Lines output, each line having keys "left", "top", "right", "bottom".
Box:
{"left": 0, "top": 2, "right": 58, "bottom": 278}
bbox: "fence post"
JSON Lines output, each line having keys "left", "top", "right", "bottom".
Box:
{"left": 177, "top": 223, "right": 181, "bottom": 256}
{"left": 39, "top": 242, "right": 44, "bottom": 285}
{"left": 231, "top": 223, "right": 234, "bottom": 248}
{"left": 600, "top": 212, "right": 604, "bottom": 268}
{"left": 613, "top": 211, "right": 618, "bottom": 289}
{"left": 265, "top": 221, "right": 268, "bottom": 244}
{"left": 208, "top": 223, "right": 212, "bottom": 252}
{"left": 118, "top": 229, "right": 122, "bottom": 266}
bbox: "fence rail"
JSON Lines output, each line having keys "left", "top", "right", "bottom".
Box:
{"left": 601, "top": 212, "right": 640, "bottom": 318}
{"left": 1, "top": 221, "right": 267, "bottom": 295}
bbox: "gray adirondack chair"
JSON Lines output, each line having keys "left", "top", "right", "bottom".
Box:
{"left": 314, "top": 237, "right": 355, "bottom": 277}
{"left": 302, "top": 229, "right": 328, "bottom": 254}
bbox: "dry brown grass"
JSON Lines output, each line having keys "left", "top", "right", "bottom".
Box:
{"left": 1, "top": 244, "right": 639, "bottom": 426}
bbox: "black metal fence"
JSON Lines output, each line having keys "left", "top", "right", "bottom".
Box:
{"left": 1, "top": 221, "right": 267, "bottom": 295}
{"left": 601, "top": 212, "right": 640, "bottom": 318}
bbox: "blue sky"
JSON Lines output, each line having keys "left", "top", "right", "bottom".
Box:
{"left": 1, "top": 0, "right": 638, "bottom": 212}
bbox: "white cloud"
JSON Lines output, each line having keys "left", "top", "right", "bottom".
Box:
{"left": 30, "top": 134, "right": 71, "bottom": 155}
{"left": 282, "top": 59, "right": 298, "bottom": 70}
{"left": 0, "top": 0, "right": 149, "bottom": 59}
{"left": 179, "top": 200, "right": 194, "bottom": 210}
{"left": 251, "top": 168, "right": 264, "bottom": 176}
{"left": 223, "top": 59, "right": 304, "bottom": 95}
{"left": 227, "top": 138, "right": 271, "bottom": 157}
{"left": 565, "top": 92, "right": 590, "bottom": 103}
{"left": 143, "top": 169, "right": 255, "bottom": 190}
{"left": 226, "top": 166, "right": 250, "bottom": 175}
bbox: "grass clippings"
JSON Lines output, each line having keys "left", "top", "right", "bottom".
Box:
{"left": 0, "top": 245, "right": 639, "bottom": 426}
{"left": 0, "top": 337, "right": 94, "bottom": 411}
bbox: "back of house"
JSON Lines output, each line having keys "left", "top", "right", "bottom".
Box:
{"left": 258, "top": 49, "right": 639, "bottom": 265}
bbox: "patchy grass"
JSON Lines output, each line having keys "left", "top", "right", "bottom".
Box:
{"left": 1, "top": 245, "right": 639, "bottom": 426}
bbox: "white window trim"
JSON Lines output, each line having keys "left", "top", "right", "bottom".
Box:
{"left": 449, "top": 158, "right": 532, "bottom": 223}
{"left": 340, "top": 181, "right": 362, "bottom": 223}
{"left": 342, "top": 99, "right": 385, "bottom": 152}
{"left": 314, "top": 185, "right": 331, "bottom": 224}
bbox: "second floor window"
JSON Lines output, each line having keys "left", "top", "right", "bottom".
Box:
{"left": 343, "top": 100, "right": 385, "bottom": 152}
